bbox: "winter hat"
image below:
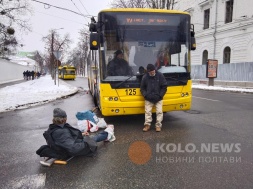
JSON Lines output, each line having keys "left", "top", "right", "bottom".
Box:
{"left": 114, "top": 50, "right": 123, "bottom": 56}
{"left": 147, "top": 64, "right": 155, "bottom": 72}
{"left": 53, "top": 108, "right": 67, "bottom": 118}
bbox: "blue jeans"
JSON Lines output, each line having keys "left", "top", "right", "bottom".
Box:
{"left": 91, "top": 131, "right": 108, "bottom": 142}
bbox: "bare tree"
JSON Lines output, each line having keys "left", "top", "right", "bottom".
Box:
{"left": 67, "top": 27, "right": 89, "bottom": 76}
{"left": 1, "top": 0, "right": 32, "bottom": 30}
{"left": 0, "top": 0, "right": 32, "bottom": 53}
{"left": 111, "top": 0, "right": 147, "bottom": 8}
{"left": 42, "top": 30, "right": 72, "bottom": 77}
{"left": 111, "top": 0, "right": 177, "bottom": 9}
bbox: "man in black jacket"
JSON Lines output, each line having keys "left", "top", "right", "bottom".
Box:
{"left": 140, "top": 64, "right": 167, "bottom": 132}
{"left": 107, "top": 50, "right": 133, "bottom": 76}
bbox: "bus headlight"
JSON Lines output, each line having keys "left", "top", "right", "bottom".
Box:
{"left": 114, "top": 97, "right": 118, "bottom": 101}
{"left": 181, "top": 93, "right": 189, "bottom": 97}
{"left": 109, "top": 97, "right": 113, "bottom": 101}
{"left": 115, "top": 109, "right": 119, "bottom": 113}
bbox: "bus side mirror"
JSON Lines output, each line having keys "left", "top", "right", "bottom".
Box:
{"left": 89, "top": 17, "right": 97, "bottom": 32}
{"left": 90, "top": 33, "right": 99, "bottom": 50}
{"left": 190, "top": 25, "right": 196, "bottom": 50}
{"left": 191, "top": 37, "right": 196, "bottom": 50}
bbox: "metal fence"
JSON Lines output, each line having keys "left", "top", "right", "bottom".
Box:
{"left": 191, "top": 62, "right": 253, "bottom": 81}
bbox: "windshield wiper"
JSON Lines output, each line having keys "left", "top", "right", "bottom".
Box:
{"left": 115, "top": 75, "right": 135, "bottom": 88}
{"left": 165, "top": 76, "right": 187, "bottom": 85}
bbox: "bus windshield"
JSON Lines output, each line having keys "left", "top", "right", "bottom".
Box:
{"left": 99, "top": 12, "right": 191, "bottom": 81}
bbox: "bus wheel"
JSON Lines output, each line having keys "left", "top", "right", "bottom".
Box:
{"left": 93, "top": 94, "right": 98, "bottom": 107}
{"left": 88, "top": 79, "right": 91, "bottom": 91}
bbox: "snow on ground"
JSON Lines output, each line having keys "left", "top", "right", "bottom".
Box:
{"left": 0, "top": 75, "right": 78, "bottom": 112}
{"left": 192, "top": 84, "right": 253, "bottom": 93}
{"left": 0, "top": 75, "right": 252, "bottom": 113}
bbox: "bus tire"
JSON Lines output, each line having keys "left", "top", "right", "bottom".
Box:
{"left": 88, "top": 78, "right": 91, "bottom": 91}
{"left": 93, "top": 92, "right": 98, "bottom": 106}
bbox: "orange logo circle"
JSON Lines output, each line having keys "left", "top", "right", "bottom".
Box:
{"left": 128, "top": 141, "right": 152, "bottom": 165}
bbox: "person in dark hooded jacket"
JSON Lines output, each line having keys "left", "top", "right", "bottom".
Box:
{"left": 140, "top": 64, "right": 167, "bottom": 132}
{"left": 46, "top": 108, "right": 108, "bottom": 157}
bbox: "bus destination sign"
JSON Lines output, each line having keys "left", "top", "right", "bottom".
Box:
{"left": 126, "top": 18, "right": 168, "bottom": 24}
{"left": 118, "top": 15, "right": 180, "bottom": 26}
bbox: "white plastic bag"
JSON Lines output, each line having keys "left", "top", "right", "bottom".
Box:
{"left": 89, "top": 120, "right": 99, "bottom": 132}
{"left": 97, "top": 118, "right": 107, "bottom": 128}
{"left": 76, "top": 120, "right": 98, "bottom": 132}
{"left": 76, "top": 120, "right": 89, "bottom": 132}
{"left": 104, "top": 124, "right": 116, "bottom": 142}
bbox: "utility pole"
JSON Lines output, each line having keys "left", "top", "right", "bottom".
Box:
{"left": 50, "top": 28, "right": 63, "bottom": 80}
{"left": 84, "top": 34, "right": 88, "bottom": 77}
{"left": 50, "top": 32, "right": 54, "bottom": 79}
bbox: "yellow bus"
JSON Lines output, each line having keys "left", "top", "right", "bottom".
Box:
{"left": 87, "top": 8, "right": 196, "bottom": 116}
{"left": 58, "top": 65, "right": 76, "bottom": 80}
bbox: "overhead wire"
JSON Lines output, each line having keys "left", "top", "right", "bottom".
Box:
{"left": 70, "top": 0, "right": 89, "bottom": 23}
{"left": 31, "top": 0, "right": 93, "bottom": 18}
{"left": 35, "top": 11, "right": 86, "bottom": 26}
{"left": 78, "top": 0, "right": 90, "bottom": 15}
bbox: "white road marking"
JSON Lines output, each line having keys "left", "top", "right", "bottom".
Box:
{"left": 193, "top": 96, "right": 220, "bottom": 102}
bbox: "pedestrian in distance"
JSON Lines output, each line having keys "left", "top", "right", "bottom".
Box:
{"left": 23, "top": 71, "right": 26, "bottom": 80}
{"left": 25, "top": 70, "right": 29, "bottom": 80}
{"left": 31, "top": 70, "right": 35, "bottom": 80}
{"left": 107, "top": 50, "right": 133, "bottom": 76}
{"left": 140, "top": 64, "right": 167, "bottom": 132}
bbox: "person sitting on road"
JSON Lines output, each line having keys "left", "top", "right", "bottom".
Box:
{"left": 37, "top": 108, "right": 114, "bottom": 159}
{"left": 107, "top": 50, "right": 133, "bottom": 76}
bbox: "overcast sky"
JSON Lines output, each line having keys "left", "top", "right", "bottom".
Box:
{"left": 19, "top": 0, "right": 112, "bottom": 53}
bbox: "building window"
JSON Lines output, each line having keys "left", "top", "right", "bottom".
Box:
{"left": 202, "top": 50, "right": 208, "bottom": 65}
{"left": 223, "top": 47, "right": 231, "bottom": 63}
{"left": 225, "top": 0, "right": 234, "bottom": 23}
{"left": 204, "top": 9, "right": 210, "bottom": 29}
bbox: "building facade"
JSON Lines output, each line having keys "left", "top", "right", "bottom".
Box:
{"left": 176, "top": 0, "right": 253, "bottom": 65}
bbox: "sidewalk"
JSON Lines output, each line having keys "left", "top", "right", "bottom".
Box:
{"left": 192, "top": 80, "right": 253, "bottom": 93}
{"left": 192, "top": 79, "right": 253, "bottom": 89}
{"left": 0, "top": 79, "right": 26, "bottom": 89}
{"left": 0, "top": 75, "right": 78, "bottom": 113}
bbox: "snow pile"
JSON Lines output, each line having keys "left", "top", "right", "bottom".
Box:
{"left": 192, "top": 84, "right": 253, "bottom": 93}
{"left": 0, "top": 75, "right": 78, "bottom": 112}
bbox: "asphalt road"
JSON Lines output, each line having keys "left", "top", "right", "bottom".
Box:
{"left": 0, "top": 78, "right": 252, "bottom": 189}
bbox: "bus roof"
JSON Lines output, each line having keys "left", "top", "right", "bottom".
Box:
{"left": 99, "top": 8, "right": 189, "bottom": 15}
